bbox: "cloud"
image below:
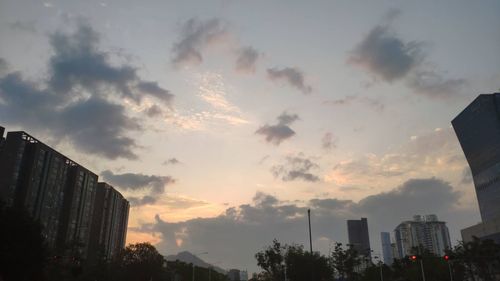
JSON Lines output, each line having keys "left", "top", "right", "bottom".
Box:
{"left": 171, "top": 18, "right": 228, "bottom": 67}
{"left": 267, "top": 67, "right": 312, "bottom": 94}
{"left": 256, "top": 112, "right": 299, "bottom": 145}
{"left": 235, "top": 46, "right": 260, "bottom": 74}
{"left": 100, "top": 170, "right": 175, "bottom": 195}
{"left": 349, "top": 24, "right": 423, "bottom": 82}
{"left": 271, "top": 154, "right": 320, "bottom": 182}
{"left": 323, "top": 95, "right": 385, "bottom": 112}
{"left": 407, "top": 70, "right": 467, "bottom": 100}
{"left": 325, "top": 127, "right": 467, "bottom": 189}
{"left": 137, "top": 177, "right": 477, "bottom": 273}
{"left": 145, "top": 104, "right": 163, "bottom": 118}
{"left": 0, "top": 24, "right": 172, "bottom": 159}
{"left": 322, "top": 132, "right": 337, "bottom": 150}
{"left": 460, "top": 167, "right": 473, "bottom": 185}
{"left": 48, "top": 24, "right": 172, "bottom": 104}
{"left": 0, "top": 58, "right": 9, "bottom": 76}
{"left": 8, "top": 20, "right": 37, "bottom": 33}
{"left": 163, "top": 158, "right": 181, "bottom": 165}
{"left": 136, "top": 81, "right": 174, "bottom": 105}
{"left": 128, "top": 195, "right": 157, "bottom": 206}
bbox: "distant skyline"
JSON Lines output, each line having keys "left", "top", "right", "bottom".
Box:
{"left": 1, "top": 0, "right": 499, "bottom": 273}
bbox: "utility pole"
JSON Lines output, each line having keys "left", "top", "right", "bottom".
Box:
{"left": 308, "top": 209, "right": 313, "bottom": 253}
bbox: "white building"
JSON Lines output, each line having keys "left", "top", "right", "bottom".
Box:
{"left": 394, "top": 215, "right": 451, "bottom": 257}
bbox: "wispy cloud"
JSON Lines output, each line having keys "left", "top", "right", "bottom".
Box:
{"left": 171, "top": 18, "right": 229, "bottom": 67}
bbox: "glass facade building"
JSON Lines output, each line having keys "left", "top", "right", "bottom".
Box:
{"left": 452, "top": 93, "right": 500, "bottom": 222}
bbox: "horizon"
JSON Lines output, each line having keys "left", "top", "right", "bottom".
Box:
{"left": 1, "top": 0, "right": 500, "bottom": 275}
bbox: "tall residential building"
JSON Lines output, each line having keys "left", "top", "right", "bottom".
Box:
{"left": 394, "top": 215, "right": 451, "bottom": 257}
{"left": 0, "top": 131, "right": 69, "bottom": 247}
{"left": 347, "top": 218, "right": 371, "bottom": 257}
{"left": 452, "top": 93, "right": 500, "bottom": 243}
{"left": 380, "top": 232, "right": 394, "bottom": 265}
{"left": 57, "top": 164, "right": 98, "bottom": 256}
{"left": 0, "top": 127, "right": 129, "bottom": 259}
{"left": 88, "top": 183, "right": 130, "bottom": 261}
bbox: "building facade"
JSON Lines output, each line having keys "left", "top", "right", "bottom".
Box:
{"left": 394, "top": 215, "right": 451, "bottom": 257}
{"left": 0, "top": 131, "right": 69, "bottom": 247}
{"left": 380, "top": 232, "right": 394, "bottom": 265}
{"left": 88, "top": 183, "right": 130, "bottom": 261}
{"left": 452, "top": 93, "right": 500, "bottom": 242}
{"left": 0, "top": 127, "right": 129, "bottom": 259}
{"left": 347, "top": 218, "right": 371, "bottom": 257}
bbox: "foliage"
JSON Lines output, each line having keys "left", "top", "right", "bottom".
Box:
{"left": 449, "top": 237, "right": 500, "bottom": 281}
{"left": 329, "top": 242, "right": 361, "bottom": 280}
{"left": 0, "top": 201, "right": 47, "bottom": 281}
{"left": 255, "top": 239, "right": 333, "bottom": 281}
{"left": 111, "top": 242, "right": 167, "bottom": 281}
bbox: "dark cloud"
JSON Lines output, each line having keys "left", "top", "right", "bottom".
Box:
{"left": 136, "top": 81, "right": 174, "bottom": 105}
{"left": 171, "top": 18, "right": 228, "bottom": 67}
{"left": 267, "top": 67, "right": 312, "bottom": 94}
{"left": 322, "top": 132, "right": 337, "bottom": 150}
{"left": 235, "top": 46, "right": 260, "bottom": 73}
{"left": 407, "top": 70, "right": 467, "bottom": 99}
{"left": 0, "top": 24, "right": 173, "bottom": 159}
{"left": 145, "top": 104, "right": 163, "bottom": 118}
{"left": 256, "top": 112, "right": 299, "bottom": 145}
{"left": 349, "top": 24, "right": 423, "bottom": 82}
{"left": 271, "top": 154, "right": 320, "bottom": 182}
{"left": 137, "top": 177, "right": 477, "bottom": 273}
{"left": 163, "top": 158, "right": 181, "bottom": 165}
{"left": 48, "top": 24, "right": 171, "bottom": 104}
{"left": 100, "top": 170, "right": 175, "bottom": 194}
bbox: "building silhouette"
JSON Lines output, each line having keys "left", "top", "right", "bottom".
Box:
{"left": 88, "top": 183, "right": 129, "bottom": 260}
{"left": 452, "top": 93, "right": 500, "bottom": 243}
{"left": 0, "top": 127, "right": 129, "bottom": 260}
{"left": 347, "top": 217, "right": 371, "bottom": 258}
{"left": 394, "top": 215, "right": 451, "bottom": 257}
{"left": 380, "top": 232, "right": 394, "bottom": 265}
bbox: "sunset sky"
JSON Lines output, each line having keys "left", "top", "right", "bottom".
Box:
{"left": 1, "top": 0, "right": 500, "bottom": 273}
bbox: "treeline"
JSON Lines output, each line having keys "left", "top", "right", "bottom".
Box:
{"left": 252, "top": 239, "right": 500, "bottom": 281}
{"left": 0, "top": 202, "right": 228, "bottom": 281}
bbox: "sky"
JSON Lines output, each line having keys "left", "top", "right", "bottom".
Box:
{"left": 1, "top": 0, "right": 500, "bottom": 274}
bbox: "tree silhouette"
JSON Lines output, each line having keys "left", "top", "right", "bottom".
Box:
{"left": 255, "top": 239, "right": 332, "bottom": 281}
{"left": 0, "top": 201, "right": 47, "bottom": 281}
{"left": 112, "top": 242, "right": 167, "bottom": 281}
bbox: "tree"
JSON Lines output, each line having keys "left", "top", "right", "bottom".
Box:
{"left": 329, "top": 242, "right": 361, "bottom": 280}
{"left": 0, "top": 201, "right": 47, "bottom": 281}
{"left": 450, "top": 237, "right": 500, "bottom": 281}
{"left": 112, "top": 242, "right": 167, "bottom": 281}
{"left": 255, "top": 239, "right": 333, "bottom": 281}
